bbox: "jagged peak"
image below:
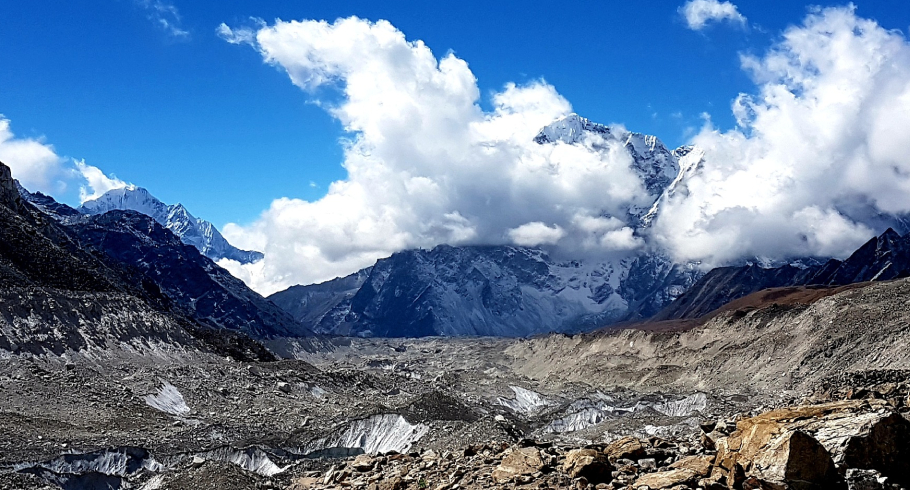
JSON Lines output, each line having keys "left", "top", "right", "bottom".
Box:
{"left": 0, "top": 161, "right": 24, "bottom": 213}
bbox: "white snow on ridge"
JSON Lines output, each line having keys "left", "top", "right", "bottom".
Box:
{"left": 79, "top": 186, "right": 263, "bottom": 264}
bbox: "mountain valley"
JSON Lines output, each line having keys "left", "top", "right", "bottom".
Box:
{"left": 2, "top": 111, "right": 910, "bottom": 490}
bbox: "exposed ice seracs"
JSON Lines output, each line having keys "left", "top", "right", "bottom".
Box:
{"left": 652, "top": 393, "right": 708, "bottom": 417}
{"left": 15, "top": 447, "right": 162, "bottom": 477}
{"left": 498, "top": 386, "right": 552, "bottom": 415}
{"left": 192, "top": 447, "right": 286, "bottom": 476}
{"left": 143, "top": 382, "right": 191, "bottom": 416}
{"left": 542, "top": 393, "right": 709, "bottom": 434}
{"left": 301, "top": 414, "right": 429, "bottom": 455}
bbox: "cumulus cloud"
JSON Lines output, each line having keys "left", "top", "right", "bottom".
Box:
{"left": 216, "top": 19, "right": 264, "bottom": 45}
{"left": 137, "top": 0, "right": 189, "bottom": 39}
{"left": 507, "top": 222, "right": 566, "bottom": 247}
{"left": 220, "top": 17, "right": 656, "bottom": 294}
{"left": 75, "top": 160, "right": 132, "bottom": 203}
{"left": 680, "top": 0, "right": 746, "bottom": 30}
{"left": 654, "top": 5, "right": 910, "bottom": 265}
{"left": 0, "top": 116, "right": 72, "bottom": 195}
{"left": 0, "top": 116, "right": 133, "bottom": 205}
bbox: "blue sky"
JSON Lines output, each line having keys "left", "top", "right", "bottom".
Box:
{"left": 2, "top": 0, "right": 906, "bottom": 227}
{"left": 4, "top": 1, "right": 910, "bottom": 293}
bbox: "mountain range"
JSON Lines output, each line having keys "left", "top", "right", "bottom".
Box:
{"left": 8, "top": 113, "right": 910, "bottom": 340}
{"left": 78, "top": 186, "right": 263, "bottom": 264}
{"left": 655, "top": 227, "right": 910, "bottom": 321}
{"left": 267, "top": 114, "right": 706, "bottom": 337}
{"left": 266, "top": 114, "right": 910, "bottom": 337}
{"left": 2, "top": 161, "right": 312, "bottom": 361}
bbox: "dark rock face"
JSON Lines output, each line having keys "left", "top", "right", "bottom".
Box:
{"left": 268, "top": 268, "right": 371, "bottom": 334}
{"left": 270, "top": 246, "right": 701, "bottom": 338}
{"left": 657, "top": 228, "right": 910, "bottom": 321}
{"left": 653, "top": 263, "right": 821, "bottom": 321}
{"left": 65, "top": 210, "right": 310, "bottom": 338}
{"left": 15, "top": 181, "right": 81, "bottom": 218}
{"left": 0, "top": 164, "right": 24, "bottom": 214}
{"left": 0, "top": 160, "right": 277, "bottom": 360}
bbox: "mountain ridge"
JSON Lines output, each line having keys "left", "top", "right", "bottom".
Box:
{"left": 79, "top": 186, "right": 264, "bottom": 264}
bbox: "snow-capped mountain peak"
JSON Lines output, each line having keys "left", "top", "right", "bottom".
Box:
{"left": 535, "top": 114, "right": 682, "bottom": 222}
{"left": 79, "top": 186, "right": 263, "bottom": 264}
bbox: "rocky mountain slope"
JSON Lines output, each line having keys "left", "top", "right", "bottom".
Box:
{"left": 269, "top": 115, "right": 703, "bottom": 337}
{"left": 0, "top": 161, "right": 274, "bottom": 360}
{"left": 79, "top": 186, "right": 263, "bottom": 264}
{"left": 655, "top": 227, "right": 910, "bottom": 320}
{"left": 507, "top": 276, "right": 910, "bottom": 396}
{"left": 269, "top": 245, "right": 700, "bottom": 337}
{"left": 65, "top": 209, "right": 311, "bottom": 338}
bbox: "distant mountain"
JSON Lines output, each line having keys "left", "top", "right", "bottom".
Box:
{"left": 268, "top": 115, "right": 702, "bottom": 337}
{"left": 0, "top": 161, "right": 274, "bottom": 360}
{"left": 535, "top": 114, "right": 682, "bottom": 223}
{"left": 268, "top": 245, "right": 700, "bottom": 337}
{"left": 655, "top": 228, "right": 910, "bottom": 321}
{"left": 66, "top": 210, "right": 310, "bottom": 338}
{"left": 79, "top": 186, "right": 263, "bottom": 264}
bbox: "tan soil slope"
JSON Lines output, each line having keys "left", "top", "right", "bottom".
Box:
{"left": 506, "top": 277, "right": 910, "bottom": 395}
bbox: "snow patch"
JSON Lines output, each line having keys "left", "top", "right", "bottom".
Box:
{"left": 143, "top": 382, "right": 191, "bottom": 416}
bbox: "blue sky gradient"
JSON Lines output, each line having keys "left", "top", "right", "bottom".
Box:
{"left": 1, "top": 0, "right": 909, "bottom": 228}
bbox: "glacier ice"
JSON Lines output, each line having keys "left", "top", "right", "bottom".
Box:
{"left": 143, "top": 382, "right": 191, "bottom": 416}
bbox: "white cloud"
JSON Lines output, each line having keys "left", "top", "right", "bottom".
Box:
{"left": 0, "top": 116, "right": 134, "bottom": 205}
{"left": 507, "top": 222, "right": 566, "bottom": 247}
{"left": 220, "top": 17, "right": 656, "bottom": 294}
{"left": 75, "top": 160, "right": 132, "bottom": 203}
{"left": 0, "top": 116, "right": 71, "bottom": 195}
{"left": 137, "top": 0, "right": 189, "bottom": 39}
{"left": 680, "top": 0, "right": 746, "bottom": 30}
{"left": 216, "top": 19, "right": 264, "bottom": 45}
{"left": 654, "top": 5, "right": 910, "bottom": 265}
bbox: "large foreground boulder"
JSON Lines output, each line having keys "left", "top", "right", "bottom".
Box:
{"left": 491, "top": 446, "right": 545, "bottom": 483}
{"left": 715, "top": 400, "right": 910, "bottom": 488}
{"left": 563, "top": 449, "right": 613, "bottom": 484}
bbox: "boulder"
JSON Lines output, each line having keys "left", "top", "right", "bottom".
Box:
{"left": 633, "top": 468, "right": 699, "bottom": 489}
{"left": 351, "top": 454, "right": 375, "bottom": 472}
{"left": 563, "top": 449, "right": 613, "bottom": 484}
{"left": 747, "top": 430, "right": 839, "bottom": 488}
{"left": 670, "top": 455, "right": 714, "bottom": 477}
{"left": 604, "top": 436, "right": 646, "bottom": 461}
{"left": 491, "top": 446, "right": 544, "bottom": 483}
{"left": 716, "top": 400, "right": 910, "bottom": 486}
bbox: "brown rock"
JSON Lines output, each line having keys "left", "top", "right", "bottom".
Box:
{"left": 715, "top": 400, "right": 910, "bottom": 485}
{"left": 633, "top": 468, "right": 699, "bottom": 489}
{"left": 378, "top": 477, "right": 405, "bottom": 490}
{"left": 563, "top": 449, "right": 613, "bottom": 485}
{"left": 491, "top": 446, "right": 544, "bottom": 483}
{"left": 351, "top": 454, "right": 375, "bottom": 472}
{"left": 604, "top": 436, "right": 646, "bottom": 462}
{"left": 670, "top": 455, "right": 714, "bottom": 477}
{"left": 747, "top": 430, "right": 839, "bottom": 488}
{"left": 287, "top": 477, "right": 319, "bottom": 490}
